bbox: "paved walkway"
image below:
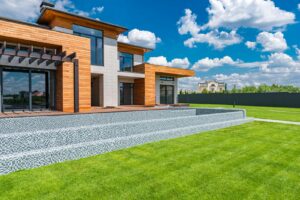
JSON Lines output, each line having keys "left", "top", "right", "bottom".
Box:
{"left": 254, "top": 118, "right": 300, "bottom": 126}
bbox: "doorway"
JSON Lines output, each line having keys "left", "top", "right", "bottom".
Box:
{"left": 120, "top": 83, "right": 133, "bottom": 105}
{"left": 91, "top": 75, "right": 103, "bottom": 107}
{"left": 160, "top": 85, "right": 174, "bottom": 104}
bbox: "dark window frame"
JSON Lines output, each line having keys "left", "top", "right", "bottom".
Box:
{"left": 0, "top": 67, "right": 51, "bottom": 112}
{"left": 119, "top": 52, "right": 134, "bottom": 72}
{"left": 119, "top": 82, "right": 134, "bottom": 105}
{"left": 73, "top": 24, "right": 104, "bottom": 66}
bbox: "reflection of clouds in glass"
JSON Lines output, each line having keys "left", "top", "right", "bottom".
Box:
{"left": 3, "top": 72, "right": 29, "bottom": 95}
{"left": 32, "top": 73, "right": 46, "bottom": 92}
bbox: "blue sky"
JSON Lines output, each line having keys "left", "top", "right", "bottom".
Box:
{"left": 0, "top": 0, "right": 300, "bottom": 90}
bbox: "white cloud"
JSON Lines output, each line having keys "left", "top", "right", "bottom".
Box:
{"left": 118, "top": 29, "right": 161, "bottom": 49}
{"left": 0, "top": 0, "right": 41, "bottom": 21}
{"left": 293, "top": 46, "right": 300, "bottom": 60}
{"left": 184, "top": 30, "right": 242, "bottom": 49}
{"left": 205, "top": 0, "right": 295, "bottom": 31}
{"left": 192, "top": 52, "right": 300, "bottom": 72}
{"left": 147, "top": 56, "right": 190, "bottom": 69}
{"left": 256, "top": 32, "right": 288, "bottom": 52}
{"left": 54, "top": 0, "right": 92, "bottom": 17}
{"left": 245, "top": 41, "right": 256, "bottom": 50}
{"left": 178, "top": 77, "right": 202, "bottom": 91}
{"left": 192, "top": 56, "right": 238, "bottom": 71}
{"left": 214, "top": 69, "right": 300, "bottom": 89}
{"left": 92, "top": 6, "right": 104, "bottom": 14}
{"left": 298, "top": 4, "right": 300, "bottom": 10}
{"left": 170, "top": 58, "right": 190, "bottom": 69}
{"left": 177, "top": 9, "right": 201, "bottom": 36}
{"left": 178, "top": 9, "right": 242, "bottom": 49}
{"left": 214, "top": 52, "right": 300, "bottom": 88}
{"left": 178, "top": 1, "right": 295, "bottom": 49}
{"left": 0, "top": 0, "right": 104, "bottom": 21}
{"left": 147, "top": 56, "right": 169, "bottom": 66}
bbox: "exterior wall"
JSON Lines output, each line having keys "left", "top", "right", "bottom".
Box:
{"left": 134, "top": 54, "right": 143, "bottom": 66}
{"left": 198, "top": 81, "right": 225, "bottom": 93}
{"left": 0, "top": 19, "right": 91, "bottom": 112}
{"left": 134, "top": 64, "right": 194, "bottom": 106}
{"left": 91, "top": 37, "right": 119, "bottom": 107}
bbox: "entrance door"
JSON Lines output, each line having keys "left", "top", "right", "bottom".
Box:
{"left": 120, "top": 83, "right": 133, "bottom": 105}
{"left": 160, "top": 85, "right": 174, "bottom": 104}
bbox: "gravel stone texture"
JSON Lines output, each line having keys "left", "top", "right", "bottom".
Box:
{"left": 0, "top": 108, "right": 250, "bottom": 175}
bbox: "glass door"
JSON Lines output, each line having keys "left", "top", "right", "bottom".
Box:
{"left": 1, "top": 69, "right": 50, "bottom": 112}
{"left": 160, "top": 85, "right": 174, "bottom": 104}
{"left": 31, "top": 72, "right": 48, "bottom": 110}
{"left": 2, "top": 70, "right": 30, "bottom": 111}
{"left": 120, "top": 83, "right": 133, "bottom": 105}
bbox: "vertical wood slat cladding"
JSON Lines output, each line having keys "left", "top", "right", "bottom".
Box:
{"left": 0, "top": 19, "right": 91, "bottom": 112}
{"left": 134, "top": 64, "right": 195, "bottom": 106}
{"left": 133, "top": 65, "right": 146, "bottom": 105}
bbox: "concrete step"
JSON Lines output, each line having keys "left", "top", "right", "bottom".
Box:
{"left": 0, "top": 118, "right": 252, "bottom": 175}
{"left": 0, "top": 111, "right": 245, "bottom": 155}
{"left": 0, "top": 109, "right": 196, "bottom": 134}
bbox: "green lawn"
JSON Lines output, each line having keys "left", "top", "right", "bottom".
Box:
{"left": 190, "top": 104, "right": 300, "bottom": 122}
{"left": 1, "top": 122, "right": 300, "bottom": 200}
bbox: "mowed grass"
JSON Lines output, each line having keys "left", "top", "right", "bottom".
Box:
{"left": 190, "top": 104, "right": 300, "bottom": 122}
{"left": 1, "top": 122, "right": 300, "bottom": 200}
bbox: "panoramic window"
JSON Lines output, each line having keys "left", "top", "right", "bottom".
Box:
{"left": 119, "top": 52, "right": 133, "bottom": 72}
{"left": 73, "top": 25, "right": 104, "bottom": 66}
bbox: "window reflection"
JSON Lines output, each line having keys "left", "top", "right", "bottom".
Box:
{"left": 3, "top": 70, "right": 29, "bottom": 111}
{"left": 1, "top": 69, "right": 49, "bottom": 112}
{"left": 119, "top": 52, "right": 133, "bottom": 72}
{"left": 73, "top": 25, "right": 104, "bottom": 66}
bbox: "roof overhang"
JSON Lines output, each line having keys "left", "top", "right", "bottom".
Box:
{"left": 145, "top": 63, "right": 195, "bottom": 78}
{"left": 37, "top": 7, "right": 127, "bottom": 35}
{"left": 118, "top": 42, "right": 153, "bottom": 55}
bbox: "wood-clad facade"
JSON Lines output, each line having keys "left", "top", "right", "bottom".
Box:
{"left": 134, "top": 64, "right": 195, "bottom": 106}
{"left": 0, "top": 3, "right": 195, "bottom": 113}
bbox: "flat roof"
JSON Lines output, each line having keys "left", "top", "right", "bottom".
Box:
{"left": 118, "top": 42, "right": 153, "bottom": 53}
{"left": 37, "top": 7, "right": 128, "bottom": 32}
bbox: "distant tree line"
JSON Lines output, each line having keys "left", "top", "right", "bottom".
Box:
{"left": 179, "top": 84, "right": 300, "bottom": 94}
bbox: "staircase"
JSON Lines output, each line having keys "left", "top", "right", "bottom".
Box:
{"left": 0, "top": 108, "right": 251, "bottom": 175}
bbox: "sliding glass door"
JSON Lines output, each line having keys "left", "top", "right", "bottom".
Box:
{"left": 2, "top": 70, "right": 30, "bottom": 111}
{"left": 31, "top": 72, "right": 48, "bottom": 110}
{"left": 1, "top": 68, "right": 50, "bottom": 112}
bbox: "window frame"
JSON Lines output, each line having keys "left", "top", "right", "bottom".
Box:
{"left": 73, "top": 24, "right": 104, "bottom": 66}
{"left": 119, "top": 52, "right": 134, "bottom": 72}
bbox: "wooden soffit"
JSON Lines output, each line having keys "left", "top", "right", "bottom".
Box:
{"left": 118, "top": 42, "right": 153, "bottom": 55}
{"left": 38, "top": 8, "right": 127, "bottom": 39}
{"left": 145, "top": 63, "right": 195, "bottom": 78}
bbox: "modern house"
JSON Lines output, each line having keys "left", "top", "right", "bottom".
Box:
{"left": 0, "top": 1, "right": 194, "bottom": 113}
{"left": 198, "top": 81, "right": 226, "bottom": 93}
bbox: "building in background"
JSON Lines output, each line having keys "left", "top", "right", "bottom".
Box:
{"left": 198, "top": 81, "right": 226, "bottom": 93}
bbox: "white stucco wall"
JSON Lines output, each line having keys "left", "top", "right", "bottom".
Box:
{"left": 91, "top": 37, "right": 119, "bottom": 107}
{"left": 134, "top": 54, "right": 143, "bottom": 66}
